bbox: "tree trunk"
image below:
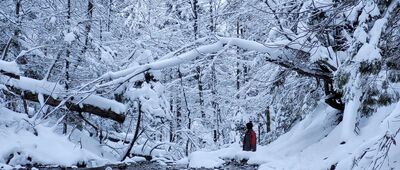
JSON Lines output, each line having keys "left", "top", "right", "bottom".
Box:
{"left": 83, "top": 0, "right": 93, "bottom": 53}
{"left": 108, "top": 0, "right": 112, "bottom": 31}
{"left": 14, "top": 0, "right": 21, "bottom": 47}
{"left": 178, "top": 68, "right": 192, "bottom": 156}
{"left": 236, "top": 20, "right": 241, "bottom": 94}
{"left": 65, "top": 0, "right": 71, "bottom": 91}
{"left": 266, "top": 107, "right": 271, "bottom": 133}
{"left": 192, "top": 0, "right": 199, "bottom": 40}
{"left": 192, "top": 0, "right": 204, "bottom": 118}
{"left": 323, "top": 79, "right": 345, "bottom": 111}
{"left": 121, "top": 100, "right": 142, "bottom": 161}
{"left": 196, "top": 66, "right": 205, "bottom": 118}
{"left": 208, "top": 0, "right": 214, "bottom": 33}
{"left": 63, "top": 0, "right": 72, "bottom": 134}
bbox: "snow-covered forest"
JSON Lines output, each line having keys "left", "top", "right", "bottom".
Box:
{"left": 0, "top": 0, "right": 399, "bottom": 169}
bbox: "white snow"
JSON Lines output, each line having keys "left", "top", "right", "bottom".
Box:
{"left": 100, "top": 49, "right": 114, "bottom": 64}
{"left": 345, "top": 2, "right": 364, "bottom": 23}
{"left": 49, "top": 17, "right": 56, "bottom": 24}
{"left": 309, "top": 46, "right": 336, "bottom": 66}
{"left": 127, "top": 82, "right": 171, "bottom": 120}
{"left": 341, "top": 89, "right": 361, "bottom": 141}
{"left": 75, "top": 94, "right": 127, "bottom": 115}
{"left": 175, "top": 157, "right": 188, "bottom": 165}
{"left": 64, "top": 32, "right": 76, "bottom": 44}
{"left": 4, "top": 76, "right": 64, "bottom": 98}
{"left": 353, "top": 43, "right": 381, "bottom": 62}
{"left": 353, "top": 24, "right": 368, "bottom": 43}
{"left": 189, "top": 150, "right": 225, "bottom": 168}
{"left": 0, "top": 60, "right": 21, "bottom": 75}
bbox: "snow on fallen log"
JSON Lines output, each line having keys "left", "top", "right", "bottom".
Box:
{"left": 1, "top": 73, "right": 126, "bottom": 123}
{"left": 0, "top": 60, "right": 21, "bottom": 79}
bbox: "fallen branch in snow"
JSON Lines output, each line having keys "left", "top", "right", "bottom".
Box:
{"left": 5, "top": 85, "right": 125, "bottom": 123}
{"left": 0, "top": 61, "right": 127, "bottom": 123}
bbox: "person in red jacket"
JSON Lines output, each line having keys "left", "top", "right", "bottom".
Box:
{"left": 243, "top": 122, "right": 256, "bottom": 152}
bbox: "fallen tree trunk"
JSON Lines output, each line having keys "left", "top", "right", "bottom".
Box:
{"left": 5, "top": 85, "right": 126, "bottom": 123}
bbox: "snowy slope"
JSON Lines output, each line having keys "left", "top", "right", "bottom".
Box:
{"left": 187, "top": 102, "right": 400, "bottom": 170}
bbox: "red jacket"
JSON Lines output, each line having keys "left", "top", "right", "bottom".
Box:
{"left": 243, "top": 130, "right": 256, "bottom": 151}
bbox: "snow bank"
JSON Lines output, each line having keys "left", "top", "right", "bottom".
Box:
{"left": 189, "top": 151, "right": 225, "bottom": 168}
{"left": 0, "top": 107, "right": 110, "bottom": 167}
{"left": 187, "top": 143, "right": 259, "bottom": 168}
{"left": 259, "top": 102, "right": 400, "bottom": 169}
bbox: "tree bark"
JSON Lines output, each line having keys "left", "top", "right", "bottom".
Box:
{"left": 192, "top": 0, "right": 204, "bottom": 118}
{"left": 266, "top": 107, "right": 271, "bottom": 133}
{"left": 83, "top": 0, "right": 94, "bottom": 53}
{"left": 121, "top": 100, "right": 142, "bottom": 161}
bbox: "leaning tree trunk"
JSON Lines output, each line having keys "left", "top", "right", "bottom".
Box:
{"left": 121, "top": 100, "right": 142, "bottom": 161}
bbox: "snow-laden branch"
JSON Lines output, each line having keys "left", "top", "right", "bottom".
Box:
{"left": 99, "top": 37, "right": 332, "bottom": 88}
{"left": 353, "top": 0, "right": 399, "bottom": 62}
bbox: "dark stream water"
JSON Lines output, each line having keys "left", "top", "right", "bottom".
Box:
{"left": 104, "top": 161, "right": 258, "bottom": 170}
{"left": 105, "top": 160, "right": 258, "bottom": 170}
{"left": 32, "top": 160, "right": 258, "bottom": 170}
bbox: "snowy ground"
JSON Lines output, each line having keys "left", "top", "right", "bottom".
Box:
{"left": 1, "top": 101, "right": 399, "bottom": 169}
{"left": 186, "top": 102, "right": 400, "bottom": 170}
{"left": 0, "top": 107, "right": 112, "bottom": 169}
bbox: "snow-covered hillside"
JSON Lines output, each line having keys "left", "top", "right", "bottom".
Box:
{"left": 188, "top": 102, "right": 400, "bottom": 170}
